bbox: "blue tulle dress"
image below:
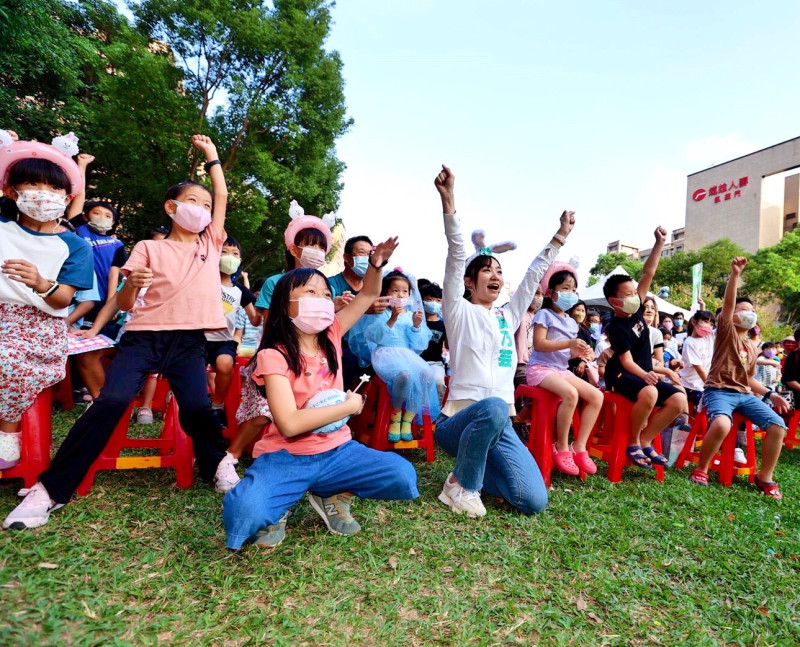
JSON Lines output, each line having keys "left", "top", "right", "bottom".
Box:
{"left": 358, "top": 311, "right": 440, "bottom": 422}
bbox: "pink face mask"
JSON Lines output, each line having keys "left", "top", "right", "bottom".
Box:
{"left": 694, "top": 324, "right": 713, "bottom": 338}
{"left": 290, "top": 297, "right": 335, "bottom": 334}
{"left": 388, "top": 297, "right": 410, "bottom": 308}
{"left": 169, "top": 200, "right": 211, "bottom": 233}
{"left": 662, "top": 320, "right": 673, "bottom": 331}
{"left": 299, "top": 247, "right": 326, "bottom": 269}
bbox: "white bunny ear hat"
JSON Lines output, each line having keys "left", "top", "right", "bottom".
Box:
{"left": 465, "top": 229, "right": 518, "bottom": 268}
{"left": 283, "top": 199, "right": 334, "bottom": 251}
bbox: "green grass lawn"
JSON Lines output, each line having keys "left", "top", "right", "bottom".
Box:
{"left": 2, "top": 408, "right": 800, "bottom": 646}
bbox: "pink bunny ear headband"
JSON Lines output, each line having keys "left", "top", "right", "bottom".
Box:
{"left": 465, "top": 229, "right": 517, "bottom": 267}
{"left": 283, "top": 199, "right": 335, "bottom": 251}
{"left": 540, "top": 256, "right": 581, "bottom": 293}
{"left": 0, "top": 130, "right": 83, "bottom": 197}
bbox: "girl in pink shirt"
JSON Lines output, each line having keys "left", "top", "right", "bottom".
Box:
{"left": 223, "top": 238, "right": 420, "bottom": 550}
{"left": 4, "top": 136, "right": 241, "bottom": 531}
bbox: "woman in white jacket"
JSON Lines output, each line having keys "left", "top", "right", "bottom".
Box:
{"left": 433, "top": 165, "right": 575, "bottom": 517}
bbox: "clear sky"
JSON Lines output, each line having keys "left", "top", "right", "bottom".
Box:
{"left": 325, "top": 0, "right": 800, "bottom": 291}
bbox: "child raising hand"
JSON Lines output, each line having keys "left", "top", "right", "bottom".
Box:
{"left": 4, "top": 135, "right": 240, "bottom": 531}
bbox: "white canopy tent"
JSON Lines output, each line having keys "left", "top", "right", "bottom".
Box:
{"left": 581, "top": 265, "right": 692, "bottom": 318}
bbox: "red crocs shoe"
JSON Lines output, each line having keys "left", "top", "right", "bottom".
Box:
{"left": 552, "top": 443, "right": 579, "bottom": 476}
{"left": 571, "top": 445, "right": 597, "bottom": 474}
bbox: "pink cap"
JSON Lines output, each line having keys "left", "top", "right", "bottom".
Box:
{"left": 540, "top": 261, "right": 578, "bottom": 294}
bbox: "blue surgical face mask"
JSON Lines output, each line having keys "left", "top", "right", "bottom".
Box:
{"left": 423, "top": 301, "right": 442, "bottom": 316}
{"left": 350, "top": 255, "right": 369, "bottom": 278}
{"left": 590, "top": 322, "right": 601, "bottom": 334}
{"left": 555, "top": 291, "right": 579, "bottom": 312}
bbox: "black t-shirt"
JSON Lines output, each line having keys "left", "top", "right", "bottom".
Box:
{"left": 782, "top": 349, "right": 800, "bottom": 395}
{"left": 420, "top": 319, "right": 446, "bottom": 363}
{"left": 604, "top": 304, "right": 651, "bottom": 383}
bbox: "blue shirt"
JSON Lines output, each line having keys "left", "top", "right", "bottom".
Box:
{"left": 254, "top": 273, "right": 283, "bottom": 310}
{"left": 328, "top": 272, "right": 359, "bottom": 298}
{"left": 76, "top": 224, "right": 127, "bottom": 302}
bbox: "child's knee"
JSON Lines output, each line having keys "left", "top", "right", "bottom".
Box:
{"left": 587, "top": 387, "right": 603, "bottom": 407}
{"left": 216, "top": 355, "right": 234, "bottom": 373}
{"left": 765, "top": 423, "right": 786, "bottom": 439}
{"left": 556, "top": 384, "right": 577, "bottom": 407}
{"left": 637, "top": 386, "right": 658, "bottom": 407}
{"left": 668, "top": 391, "right": 687, "bottom": 411}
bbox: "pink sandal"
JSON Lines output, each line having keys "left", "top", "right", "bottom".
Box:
{"left": 571, "top": 445, "right": 597, "bottom": 474}
{"left": 552, "top": 444, "right": 579, "bottom": 476}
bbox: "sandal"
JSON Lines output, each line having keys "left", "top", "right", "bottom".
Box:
{"left": 690, "top": 469, "right": 708, "bottom": 486}
{"left": 754, "top": 474, "right": 783, "bottom": 500}
{"left": 552, "top": 444, "right": 579, "bottom": 476}
{"left": 625, "top": 445, "right": 652, "bottom": 469}
{"left": 641, "top": 445, "right": 669, "bottom": 467}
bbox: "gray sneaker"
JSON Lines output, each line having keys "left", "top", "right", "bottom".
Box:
{"left": 253, "top": 509, "right": 292, "bottom": 548}
{"left": 306, "top": 493, "right": 361, "bottom": 535}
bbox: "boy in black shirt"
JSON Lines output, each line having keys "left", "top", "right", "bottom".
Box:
{"left": 603, "top": 227, "right": 687, "bottom": 468}
{"left": 419, "top": 280, "right": 447, "bottom": 403}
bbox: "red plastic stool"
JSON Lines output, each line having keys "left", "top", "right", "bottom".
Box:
{"left": 781, "top": 409, "right": 800, "bottom": 449}
{"left": 51, "top": 360, "right": 74, "bottom": 412}
{"left": 220, "top": 360, "right": 246, "bottom": 438}
{"left": 76, "top": 388, "right": 195, "bottom": 495}
{"left": 674, "top": 410, "right": 756, "bottom": 486}
{"left": 514, "top": 385, "right": 584, "bottom": 487}
{"left": 588, "top": 391, "right": 665, "bottom": 483}
{"left": 143, "top": 374, "right": 171, "bottom": 415}
{"left": 359, "top": 377, "right": 435, "bottom": 462}
{"left": 0, "top": 390, "right": 53, "bottom": 488}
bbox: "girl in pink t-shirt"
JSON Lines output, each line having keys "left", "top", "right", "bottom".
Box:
{"left": 4, "top": 136, "right": 241, "bottom": 532}
{"left": 223, "top": 239, "right": 420, "bottom": 550}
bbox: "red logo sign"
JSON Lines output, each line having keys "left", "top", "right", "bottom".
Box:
{"left": 692, "top": 176, "right": 749, "bottom": 203}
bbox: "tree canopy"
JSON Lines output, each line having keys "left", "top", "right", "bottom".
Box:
{"left": 0, "top": 0, "right": 351, "bottom": 277}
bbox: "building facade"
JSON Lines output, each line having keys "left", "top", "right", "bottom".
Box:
{"left": 684, "top": 136, "right": 800, "bottom": 254}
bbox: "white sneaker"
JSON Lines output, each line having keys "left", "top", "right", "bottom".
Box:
{"left": 213, "top": 452, "right": 240, "bottom": 493}
{"left": 734, "top": 447, "right": 747, "bottom": 465}
{"left": 438, "top": 473, "right": 486, "bottom": 518}
{"left": 3, "top": 482, "right": 63, "bottom": 530}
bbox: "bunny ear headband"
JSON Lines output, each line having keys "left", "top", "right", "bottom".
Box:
{"left": 0, "top": 130, "right": 83, "bottom": 197}
{"left": 540, "top": 256, "right": 581, "bottom": 294}
{"left": 283, "top": 199, "right": 334, "bottom": 251}
{"left": 465, "top": 229, "right": 518, "bottom": 268}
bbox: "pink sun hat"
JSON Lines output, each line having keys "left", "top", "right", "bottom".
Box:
{"left": 0, "top": 130, "right": 84, "bottom": 197}
{"left": 540, "top": 257, "right": 580, "bottom": 293}
{"left": 283, "top": 199, "right": 335, "bottom": 251}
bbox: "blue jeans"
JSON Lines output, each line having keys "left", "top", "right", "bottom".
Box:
{"left": 223, "top": 440, "right": 419, "bottom": 549}
{"left": 702, "top": 388, "right": 787, "bottom": 430}
{"left": 434, "top": 397, "right": 548, "bottom": 515}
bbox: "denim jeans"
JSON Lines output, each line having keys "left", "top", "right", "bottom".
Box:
{"left": 434, "top": 397, "right": 548, "bottom": 515}
{"left": 223, "top": 440, "right": 419, "bottom": 549}
{"left": 702, "top": 387, "right": 787, "bottom": 430}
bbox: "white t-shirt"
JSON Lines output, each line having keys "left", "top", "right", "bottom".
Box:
{"left": 205, "top": 283, "right": 255, "bottom": 342}
{"left": 680, "top": 334, "right": 715, "bottom": 391}
{"left": 0, "top": 216, "right": 93, "bottom": 316}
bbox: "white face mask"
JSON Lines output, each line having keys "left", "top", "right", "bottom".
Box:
{"left": 298, "top": 247, "right": 326, "bottom": 269}
{"left": 219, "top": 254, "right": 241, "bottom": 275}
{"left": 15, "top": 190, "right": 68, "bottom": 223}
{"left": 88, "top": 216, "right": 113, "bottom": 234}
{"left": 734, "top": 310, "right": 758, "bottom": 330}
